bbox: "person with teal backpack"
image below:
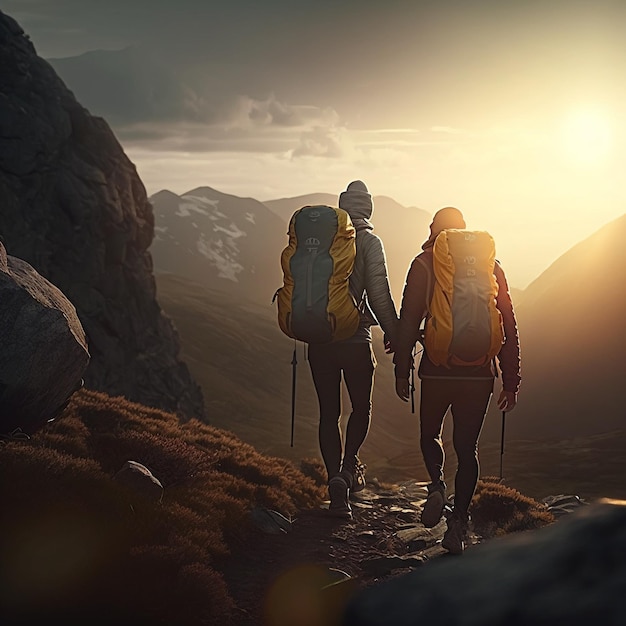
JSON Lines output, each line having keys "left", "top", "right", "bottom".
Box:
{"left": 394, "top": 207, "right": 521, "bottom": 553}
{"left": 277, "top": 180, "right": 398, "bottom": 520}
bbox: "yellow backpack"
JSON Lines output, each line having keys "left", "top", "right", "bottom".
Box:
{"left": 422, "top": 229, "right": 504, "bottom": 367}
{"left": 274, "top": 205, "right": 360, "bottom": 344}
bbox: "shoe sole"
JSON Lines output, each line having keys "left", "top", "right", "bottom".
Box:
{"left": 421, "top": 490, "right": 445, "bottom": 528}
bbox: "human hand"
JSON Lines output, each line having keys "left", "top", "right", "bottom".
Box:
{"left": 497, "top": 390, "right": 517, "bottom": 412}
{"left": 383, "top": 335, "right": 395, "bottom": 354}
{"left": 395, "top": 378, "right": 410, "bottom": 402}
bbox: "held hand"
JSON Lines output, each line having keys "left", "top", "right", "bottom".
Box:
{"left": 497, "top": 390, "right": 517, "bottom": 412}
{"left": 395, "top": 378, "right": 410, "bottom": 402}
{"left": 383, "top": 335, "right": 395, "bottom": 354}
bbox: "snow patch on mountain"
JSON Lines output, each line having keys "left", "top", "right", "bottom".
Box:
{"left": 176, "top": 194, "right": 228, "bottom": 220}
{"left": 213, "top": 223, "right": 246, "bottom": 239}
{"left": 149, "top": 186, "right": 287, "bottom": 301}
{"left": 176, "top": 202, "right": 207, "bottom": 217}
{"left": 197, "top": 234, "right": 244, "bottom": 282}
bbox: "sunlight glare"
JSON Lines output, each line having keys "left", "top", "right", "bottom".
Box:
{"left": 560, "top": 109, "right": 612, "bottom": 166}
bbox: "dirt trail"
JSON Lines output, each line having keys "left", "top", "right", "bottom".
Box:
{"left": 222, "top": 480, "right": 457, "bottom": 626}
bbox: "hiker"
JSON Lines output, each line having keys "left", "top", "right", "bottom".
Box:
{"left": 308, "top": 180, "right": 398, "bottom": 519}
{"left": 394, "top": 206, "right": 521, "bottom": 553}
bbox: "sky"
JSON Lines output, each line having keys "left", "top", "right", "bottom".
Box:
{"left": 4, "top": 0, "right": 626, "bottom": 289}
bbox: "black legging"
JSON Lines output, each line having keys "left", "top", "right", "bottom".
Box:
{"left": 308, "top": 342, "right": 376, "bottom": 480}
{"left": 419, "top": 377, "right": 494, "bottom": 514}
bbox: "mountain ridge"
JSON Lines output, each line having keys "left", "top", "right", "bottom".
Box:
{"left": 495, "top": 212, "right": 626, "bottom": 441}
{"left": 149, "top": 186, "right": 432, "bottom": 308}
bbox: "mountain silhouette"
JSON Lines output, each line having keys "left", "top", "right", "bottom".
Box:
{"left": 501, "top": 213, "right": 626, "bottom": 440}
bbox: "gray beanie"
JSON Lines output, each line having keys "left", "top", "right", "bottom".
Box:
{"left": 338, "top": 180, "right": 373, "bottom": 220}
{"left": 346, "top": 180, "right": 369, "bottom": 193}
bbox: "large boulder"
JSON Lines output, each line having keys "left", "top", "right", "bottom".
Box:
{"left": 342, "top": 499, "right": 626, "bottom": 626}
{"left": 0, "top": 243, "right": 89, "bottom": 434}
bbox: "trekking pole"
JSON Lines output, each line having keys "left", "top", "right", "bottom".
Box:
{"left": 410, "top": 351, "right": 416, "bottom": 414}
{"left": 499, "top": 410, "right": 506, "bottom": 479}
{"left": 290, "top": 341, "right": 297, "bottom": 447}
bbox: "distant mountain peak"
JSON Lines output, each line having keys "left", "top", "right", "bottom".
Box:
{"left": 149, "top": 187, "right": 286, "bottom": 303}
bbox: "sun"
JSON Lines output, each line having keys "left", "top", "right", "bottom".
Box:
{"left": 560, "top": 108, "right": 612, "bottom": 166}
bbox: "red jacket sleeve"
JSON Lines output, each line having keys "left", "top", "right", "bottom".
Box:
{"left": 393, "top": 255, "right": 430, "bottom": 379}
{"left": 494, "top": 262, "right": 522, "bottom": 393}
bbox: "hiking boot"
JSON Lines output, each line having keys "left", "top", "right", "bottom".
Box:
{"left": 421, "top": 481, "right": 446, "bottom": 528}
{"left": 328, "top": 474, "right": 352, "bottom": 519}
{"left": 342, "top": 456, "right": 367, "bottom": 494}
{"left": 442, "top": 509, "right": 469, "bottom": 555}
{"left": 352, "top": 458, "right": 367, "bottom": 493}
{"left": 347, "top": 459, "right": 367, "bottom": 494}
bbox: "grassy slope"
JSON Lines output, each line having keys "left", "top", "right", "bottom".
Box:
{"left": 0, "top": 388, "right": 327, "bottom": 625}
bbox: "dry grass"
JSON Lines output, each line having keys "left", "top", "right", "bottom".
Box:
{"left": 470, "top": 476, "right": 556, "bottom": 539}
{"left": 0, "top": 389, "right": 326, "bottom": 626}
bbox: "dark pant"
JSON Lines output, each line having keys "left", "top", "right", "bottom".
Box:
{"left": 419, "top": 377, "right": 494, "bottom": 515}
{"left": 308, "top": 342, "right": 376, "bottom": 480}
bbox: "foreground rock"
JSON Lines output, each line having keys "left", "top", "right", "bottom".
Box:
{"left": 0, "top": 244, "right": 89, "bottom": 434}
{"left": 342, "top": 498, "right": 626, "bottom": 626}
{"left": 0, "top": 10, "right": 205, "bottom": 420}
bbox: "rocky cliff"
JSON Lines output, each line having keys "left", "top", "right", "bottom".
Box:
{"left": 0, "top": 10, "right": 206, "bottom": 421}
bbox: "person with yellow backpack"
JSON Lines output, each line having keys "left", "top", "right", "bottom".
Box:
{"left": 276, "top": 180, "right": 397, "bottom": 520}
{"left": 394, "top": 206, "right": 521, "bottom": 554}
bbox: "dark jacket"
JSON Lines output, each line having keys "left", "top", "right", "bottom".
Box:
{"left": 393, "top": 249, "right": 521, "bottom": 393}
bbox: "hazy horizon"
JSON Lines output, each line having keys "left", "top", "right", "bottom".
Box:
{"left": 5, "top": 0, "right": 626, "bottom": 290}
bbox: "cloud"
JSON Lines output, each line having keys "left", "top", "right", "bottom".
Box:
{"left": 225, "top": 94, "right": 341, "bottom": 130}
{"left": 115, "top": 99, "right": 346, "bottom": 156}
{"left": 46, "top": 46, "right": 351, "bottom": 157}
{"left": 116, "top": 116, "right": 347, "bottom": 157}
{"left": 291, "top": 126, "right": 345, "bottom": 158}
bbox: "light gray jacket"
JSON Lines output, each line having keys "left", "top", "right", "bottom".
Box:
{"left": 338, "top": 188, "right": 398, "bottom": 344}
{"left": 348, "top": 226, "right": 398, "bottom": 343}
